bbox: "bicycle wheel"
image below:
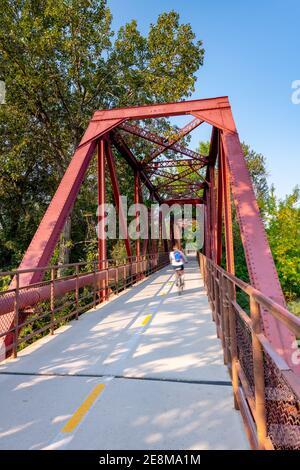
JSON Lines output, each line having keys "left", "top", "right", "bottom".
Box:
{"left": 180, "top": 276, "right": 184, "bottom": 294}
{"left": 177, "top": 274, "right": 183, "bottom": 295}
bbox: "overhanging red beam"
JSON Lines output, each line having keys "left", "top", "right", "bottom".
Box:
{"left": 91, "top": 96, "right": 236, "bottom": 133}
{"left": 151, "top": 170, "right": 207, "bottom": 186}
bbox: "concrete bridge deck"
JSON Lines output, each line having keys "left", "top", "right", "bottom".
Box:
{"left": 0, "top": 256, "right": 248, "bottom": 450}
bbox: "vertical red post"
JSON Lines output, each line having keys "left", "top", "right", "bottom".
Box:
{"left": 145, "top": 208, "right": 152, "bottom": 255}
{"left": 209, "top": 166, "right": 217, "bottom": 262}
{"left": 105, "top": 140, "right": 132, "bottom": 258}
{"left": 148, "top": 193, "right": 157, "bottom": 255}
{"left": 216, "top": 141, "right": 223, "bottom": 265}
{"left": 134, "top": 170, "right": 141, "bottom": 259}
{"left": 160, "top": 207, "right": 169, "bottom": 253}
{"left": 203, "top": 201, "right": 210, "bottom": 258}
{"left": 98, "top": 139, "right": 107, "bottom": 302}
{"left": 220, "top": 138, "right": 235, "bottom": 274}
{"left": 204, "top": 126, "right": 218, "bottom": 261}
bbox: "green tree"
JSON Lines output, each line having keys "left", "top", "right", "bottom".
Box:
{"left": 231, "top": 143, "right": 270, "bottom": 282}
{"left": 0, "top": 1, "right": 204, "bottom": 270}
{"left": 242, "top": 143, "right": 269, "bottom": 216}
{"left": 267, "top": 186, "right": 300, "bottom": 302}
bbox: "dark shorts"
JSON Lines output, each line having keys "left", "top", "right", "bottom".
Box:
{"left": 172, "top": 264, "right": 184, "bottom": 271}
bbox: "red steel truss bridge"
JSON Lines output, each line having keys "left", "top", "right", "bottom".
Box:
{"left": 0, "top": 97, "right": 299, "bottom": 450}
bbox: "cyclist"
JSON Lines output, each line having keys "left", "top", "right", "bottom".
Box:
{"left": 169, "top": 245, "right": 188, "bottom": 287}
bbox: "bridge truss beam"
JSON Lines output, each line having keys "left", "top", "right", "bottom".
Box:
{"left": 0, "top": 95, "right": 296, "bottom": 374}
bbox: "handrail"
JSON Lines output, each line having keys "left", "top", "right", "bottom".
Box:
{"left": 198, "top": 252, "right": 300, "bottom": 451}
{"left": 0, "top": 252, "right": 170, "bottom": 359}
{"left": 0, "top": 254, "right": 163, "bottom": 276}
{"left": 206, "top": 258, "right": 300, "bottom": 337}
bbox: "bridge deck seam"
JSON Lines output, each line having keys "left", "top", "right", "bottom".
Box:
{"left": 0, "top": 370, "right": 232, "bottom": 387}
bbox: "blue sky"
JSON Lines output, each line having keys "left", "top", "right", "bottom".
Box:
{"left": 108, "top": 0, "right": 299, "bottom": 199}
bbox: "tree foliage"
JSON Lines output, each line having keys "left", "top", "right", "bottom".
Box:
{"left": 0, "top": 3, "right": 297, "bottom": 310}
{"left": 231, "top": 143, "right": 270, "bottom": 281}
{"left": 267, "top": 186, "right": 300, "bottom": 302}
{"left": 0, "top": 1, "right": 204, "bottom": 269}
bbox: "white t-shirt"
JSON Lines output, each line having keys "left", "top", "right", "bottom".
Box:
{"left": 169, "top": 250, "right": 187, "bottom": 267}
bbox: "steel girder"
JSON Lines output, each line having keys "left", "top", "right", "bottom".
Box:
{"left": 0, "top": 95, "right": 295, "bottom": 372}
{"left": 147, "top": 158, "right": 209, "bottom": 169}
{"left": 134, "top": 170, "right": 141, "bottom": 257}
{"left": 163, "top": 198, "right": 204, "bottom": 205}
{"left": 98, "top": 139, "right": 107, "bottom": 302}
{"left": 105, "top": 139, "right": 132, "bottom": 258}
{"left": 159, "top": 183, "right": 206, "bottom": 192}
{"left": 91, "top": 97, "right": 236, "bottom": 131}
{"left": 220, "top": 138, "right": 234, "bottom": 274}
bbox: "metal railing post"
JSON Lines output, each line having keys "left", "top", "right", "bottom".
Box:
{"left": 76, "top": 264, "right": 80, "bottom": 317}
{"left": 203, "top": 255, "right": 208, "bottom": 289}
{"left": 91, "top": 261, "right": 96, "bottom": 308}
{"left": 219, "top": 273, "right": 227, "bottom": 364}
{"left": 50, "top": 268, "right": 55, "bottom": 334}
{"left": 250, "top": 296, "right": 267, "bottom": 449}
{"left": 214, "top": 267, "right": 220, "bottom": 335}
{"left": 115, "top": 264, "right": 119, "bottom": 294}
{"left": 13, "top": 272, "right": 19, "bottom": 358}
{"left": 227, "top": 277, "right": 239, "bottom": 410}
{"left": 223, "top": 283, "right": 231, "bottom": 366}
{"left": 123, "top": 259, "right": 126, "bottom": 290}
{"left": 106, "top": 261, "right": 109, "bottom": 300}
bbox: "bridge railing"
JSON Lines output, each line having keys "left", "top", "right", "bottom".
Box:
{"left": 198, "top": 253, "right": 300, "bottom": 451}
{"left": 0, "top": 252, "right": 169, "bottom": 359}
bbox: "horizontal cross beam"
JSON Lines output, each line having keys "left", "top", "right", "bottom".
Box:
{"left": 147, "top": 158, "right": 208, "bottom": 169}
{"left": 161, "top": 181, "right": 206, "bottom": 188}
{"left": 91, "top": 96, "right": 236, "bottom": 134}
{"left": 162, "top": 198, "right": 204, "bottom": 205}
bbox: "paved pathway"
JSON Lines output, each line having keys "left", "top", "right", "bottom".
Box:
{"left": 0, "top": 256, "right": 248, "bottom": 450}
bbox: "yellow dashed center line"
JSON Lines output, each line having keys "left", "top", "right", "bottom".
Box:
{"left": 61, "top": 384, "right": 105, "bottom": 433}
{"left": 142, "top": 314, "right": 152, "bottom": 326}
